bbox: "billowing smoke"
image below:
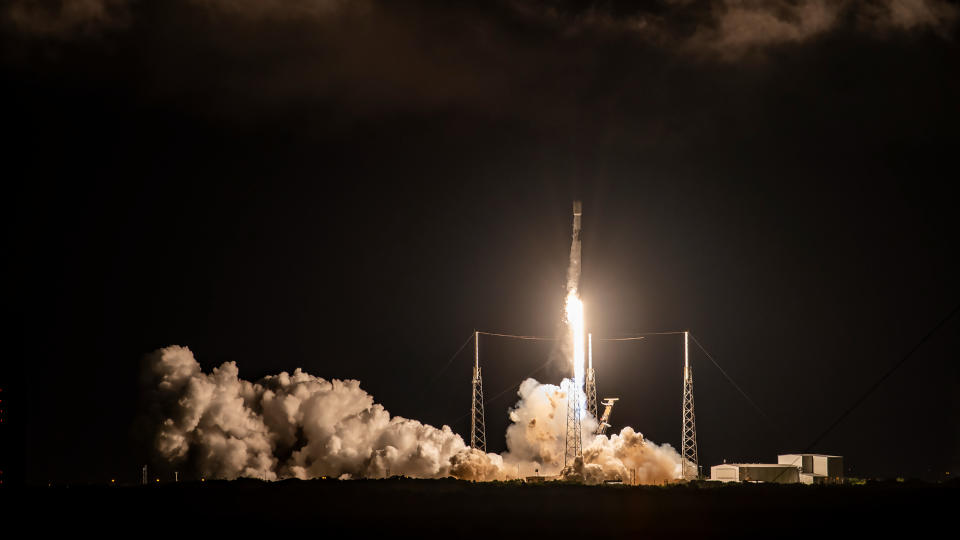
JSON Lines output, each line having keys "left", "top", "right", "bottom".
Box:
{"left": 142, "top": 345, "right": 681, "bottom": 484}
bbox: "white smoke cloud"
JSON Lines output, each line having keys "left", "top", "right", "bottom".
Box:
{"left": 143, "top": 345, "right": 682, "bottom": 484}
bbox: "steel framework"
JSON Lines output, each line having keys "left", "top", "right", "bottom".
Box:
{"left": 681, "top": 331, "right": 699, "bottom": 479}
{"left": 470, "top": 331, "right": 487, "bottom": 452}
{"left": 563, "top": 379, "right": 582, "bottom": 468}
{"left": 585, "top": 333, "right": 598, "bottom": 421}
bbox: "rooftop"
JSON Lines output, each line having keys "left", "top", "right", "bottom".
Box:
{"left": 715, "top": 463, "right": 798, "bottom": 468}
{"left": 778, "top": 454, "right": 842, "bottom": 458}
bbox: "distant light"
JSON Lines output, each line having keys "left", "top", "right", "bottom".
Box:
{"left": 201, "top": 478, "right": 205, "bottom": 482}
{"left": 111, "top": 479, "right": 115, "bottom": 483}
{"left": 155, "top": 478, "right": 160, "bottom": 482}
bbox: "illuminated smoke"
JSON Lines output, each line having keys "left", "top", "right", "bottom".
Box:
{"left": 143, "top": 346, "right": 681, "bottom": 484}
{"left": 144, "top": 345, "right": 469, "bottom": 480}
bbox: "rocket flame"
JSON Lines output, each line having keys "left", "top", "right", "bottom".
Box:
{"left": 565, "top": 290, "right": 586, "bottom": 412}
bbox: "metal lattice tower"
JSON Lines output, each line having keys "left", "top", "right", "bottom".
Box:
{"left": 564, "top": 379, "right": 582, "bottom": 468}
{"left": 470, "top": 331, "right": 487, "bottom": 452}
{"left": 585, "top": 333, "right": 598, "bottom": 420}
{"left": 681, "top": 331, "right": 699, "bottom": 480}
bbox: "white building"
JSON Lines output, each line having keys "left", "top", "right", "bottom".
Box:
{"left": 777, "top": 454, "right": 843, "bottom": 484}
{"left": 710, "top": 463, "right": 800, "bottom": 483}
{"left": 709, "top": 454, "right": 843, "bottom": 484}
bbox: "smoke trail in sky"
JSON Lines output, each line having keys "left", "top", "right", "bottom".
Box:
{"left": 142, "top": 345, "right": 681, "bottom": 483}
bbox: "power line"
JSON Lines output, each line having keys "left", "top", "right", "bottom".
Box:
{"left": 765, "top": 301, "right": 960, "bottom": 484}
{"left": 477, "top": 331, "right": 557, "bottom": 341}
{"left": 597, "top": 331, "right": 685, "bottom": 340}
{"left": 801, "top": 300, "right": 960, "bottom": 453}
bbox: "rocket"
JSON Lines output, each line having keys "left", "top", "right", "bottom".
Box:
{"left": 568, "top": 200, "right": 583, "bottom": 293}
{"left": 572, "top": 200, "right": 582, "bottom": 241}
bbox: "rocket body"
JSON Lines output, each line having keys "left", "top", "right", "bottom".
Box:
{"left": 568, "top": 201, "right": 582, "bottom": 293}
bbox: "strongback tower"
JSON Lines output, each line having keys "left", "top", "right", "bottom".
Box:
{"left": 470, "top": 330, "right": 487, "bottom": 452}
{"left": 681, "top": 331, "right": 699, "bottom": 479}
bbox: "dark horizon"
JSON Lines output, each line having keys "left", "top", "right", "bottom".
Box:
{"left": 3, "top": 0, "right": 959, "bottom": 486}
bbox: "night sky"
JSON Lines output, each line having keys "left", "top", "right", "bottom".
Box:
{"left": 3, "top": 0, "right": 959, "bottom": 485}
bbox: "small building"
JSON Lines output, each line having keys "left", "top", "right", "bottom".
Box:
{"left": 778, "top": 454, "right": 843, "bottom": 484}
{"left": 710, "top": 463, "right": 800, "bottom": 484}
{"left": 709, "top": 454, "right": 844, "bottom": 484}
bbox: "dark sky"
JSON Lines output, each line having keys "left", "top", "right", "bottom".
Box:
{"left": 3, "top": 0, "right": 959, "bottom": 484}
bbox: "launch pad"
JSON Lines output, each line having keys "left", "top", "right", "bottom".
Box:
{"left": 468, "top": 201, "right": 700, "bottom": 482}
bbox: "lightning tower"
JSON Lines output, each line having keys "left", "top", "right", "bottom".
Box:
{"left": 470, "top": 330, "right": 487, "bottom": 452}
{"left": 564, "top": 379, "right": 582, "bottom": 468}
{"left": 681, "top": 330, "right": 699, "bottom": 479}
{"left": 585, "top": 332, "right": 598, "bottom": 420}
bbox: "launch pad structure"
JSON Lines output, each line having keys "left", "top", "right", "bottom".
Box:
{"left": 468, "top": 200, "right": 701, "bottom": 481}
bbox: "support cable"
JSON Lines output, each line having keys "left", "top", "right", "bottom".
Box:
{"left": 429, "top": 332, "right": 477, "bottom": 382}
{"left": 450, "top": 357, "right": 555, "bottom": 429}
{"left": 688, "top": 333, "right": 774, "bottom": 427}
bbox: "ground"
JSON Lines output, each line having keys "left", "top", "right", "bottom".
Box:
{"left": 2, "top": 478, "right": 955, "bottom": 537}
